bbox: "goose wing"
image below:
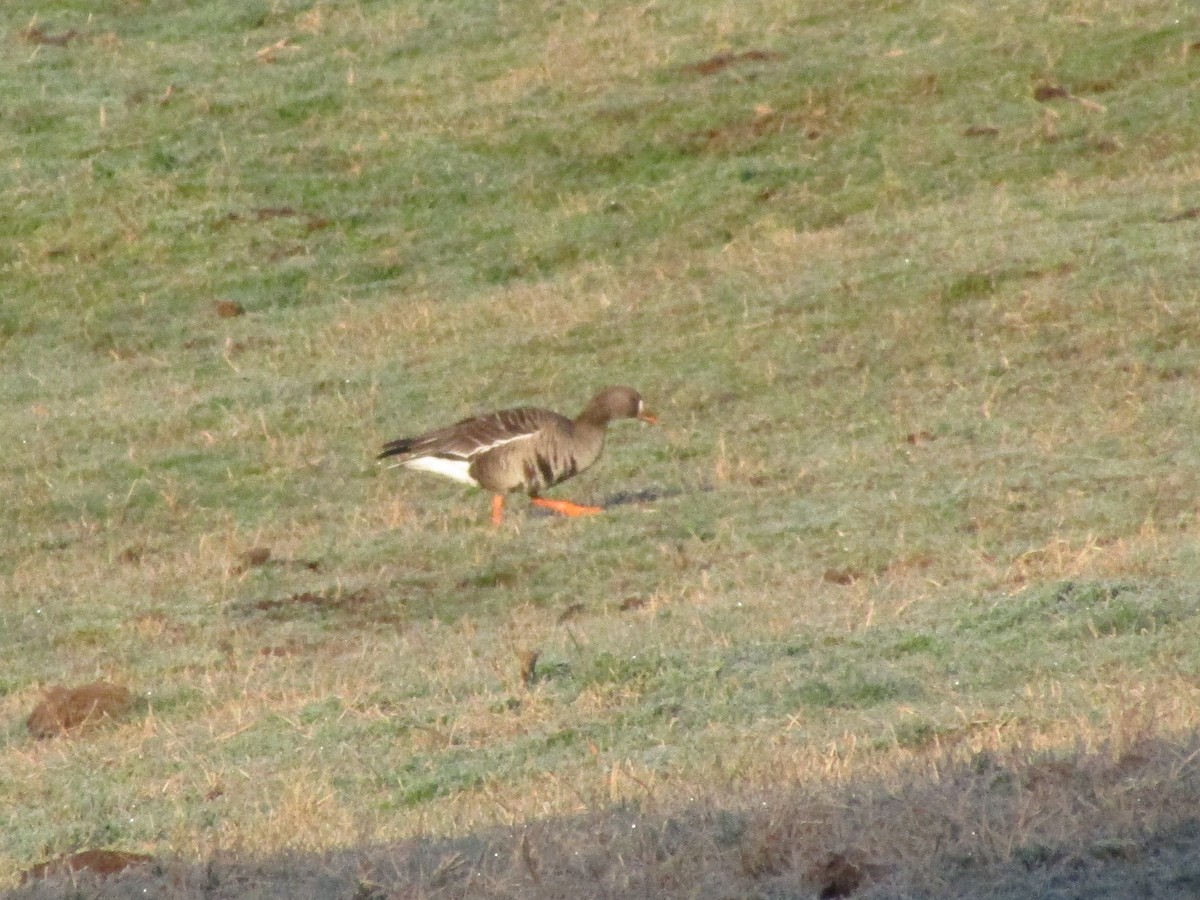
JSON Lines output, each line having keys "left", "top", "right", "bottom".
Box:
{"left": 379, "top": 407, "right": 553, "bottom": 462}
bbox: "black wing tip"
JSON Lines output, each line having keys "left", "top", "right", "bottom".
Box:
{"left": 377, "top": 438, "right": 414, "bottom": 461}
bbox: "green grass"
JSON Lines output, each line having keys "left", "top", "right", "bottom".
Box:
{"left": 4, "top": 0, "right": 1200, "bottom": 895}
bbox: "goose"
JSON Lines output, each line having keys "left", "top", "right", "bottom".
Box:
{"left": 378, "top": 386, "right": 657, "bottom": 525}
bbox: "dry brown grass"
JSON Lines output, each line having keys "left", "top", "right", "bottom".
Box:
{"left": 11, "top": 725, "right": 1200, "bottom": 897}
{"left": 6, "top": 0, "right": 1200, "bottom": 894}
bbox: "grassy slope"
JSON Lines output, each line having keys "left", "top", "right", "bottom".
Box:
{"left": 3, "top": 0, "right": 1200, "bottom": 894}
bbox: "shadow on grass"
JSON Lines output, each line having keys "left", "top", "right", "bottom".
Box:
{"left": 9, "top": 733, "right": 1200, "bottom": 899}
{"left": 519, "top": 482, "right": 700, "bottom": 516}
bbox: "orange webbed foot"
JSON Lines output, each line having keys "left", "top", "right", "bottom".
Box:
{"left": 530, "top": 497, "right": 603, "bottom": 518}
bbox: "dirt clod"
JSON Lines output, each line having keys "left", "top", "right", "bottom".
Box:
{"left": 27, "top": 682, "right": 135, "bottom": 738}
{"left": 241, "top": 546, "right": 272, "bottom": 567}
{"left": 117, "top": 544, "right": 145, "bottom": 564}
{"left": 683, "top": 49, "right": 781, "bottom": 76}
{"left": 235, "top": 547, "right": 321, "bottom": 574}
{"left": 21, "top": 850, "right": 155, "bottom": 883}
{"left": 215, "top": 299, "right": 245, "bottom": 318}
{"left": 254, "top": 587, "right": 376, "bottom": 613}
{"left": 1034, "top": 84, "right": 1071, "bottom": 102}
{"left": 21, "top": 26, "right": 77, "bottom": 47}
{"left": 810, "top": 852, "right": 865, "bottom": 898}
{"left": 213, "top": 206, "right": 331, "bottom": 233}
{"left": 823, "top": 568, "right": 864, "bottom": 586}
{"left": 518, "top": 649, "right": 539, "bottom": 686}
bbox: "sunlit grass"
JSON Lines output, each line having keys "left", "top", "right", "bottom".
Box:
{"left": 3, "top": 0, "right": 1200, "bottom": 894}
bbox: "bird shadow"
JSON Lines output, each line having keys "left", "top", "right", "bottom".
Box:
{"left": 525, "top": 483, "right": 706, "bottom": 517}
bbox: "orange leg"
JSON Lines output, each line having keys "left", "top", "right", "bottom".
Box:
{"left": 530, "top": 497, "right": 603, "bottom": 517}
{"left": 490, "top": 494, "right": 506, "bottom": 526}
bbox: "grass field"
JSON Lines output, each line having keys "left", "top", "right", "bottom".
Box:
{"left": 4, "top": 0, "right": 1200, "bottom": 896}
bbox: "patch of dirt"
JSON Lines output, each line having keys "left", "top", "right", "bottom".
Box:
{"left": 212, "top": 207, "right": 331, "bottom": 234}
{"left": 1032, "top": 83, "right": 1105, "bottom": 112}
{"left": 1033, "top": 83, "right": 1072, "bottom": 102}
{"left": 253, "top": 587, "right": 376, "bottom": 614}
{"left": 233, "top": 547, "right": 321, "bottom": 575}
{"left": 214, "top": 299, "right": 245, "bottom": 318}
{"left": 684, "top": 107, "right": 826, "bottom": 154}
{"left": 21, "top": 850, "right": 155, "bottom": 883}
{"left": 1161, "top": 207, "right": 1200, "bottom": 223}
{"left": 963, "top": 124, "right": 1000, "bottom": 137}
{"left": 517, "top": 649, "right": 539, "bottom": 686}
{"left": 259, "top": 640, "right": 311, "bottom": 657}
{"left": 234, "top": 583, "right": 407, "bottom": 627}
{"left": 27, "top": 682, "right": 135, "bottom": 738}
{"left": 241, "top": 546, "right": 272, "bottom": 568}
{"left": 809, "top": 852, "right": 872, "bottom": 898}
{"left": 21, "top": 26, "right": 77, "bottom": 47}
{"left": 117, "top": 544, "right": 148, "bottom": 564}
{"left": 823, "top": 568, "right": 866, "bottom": 586}
{"left": 682, "top": 49, "right": 782, "bottom": 76}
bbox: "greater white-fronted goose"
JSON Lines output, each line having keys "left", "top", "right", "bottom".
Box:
{"left": 378, "top": 385, "right": 657, "bottom": 525}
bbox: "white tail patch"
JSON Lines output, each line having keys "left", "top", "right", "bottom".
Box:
{"left": 400, "top": 456, "right": 479, "bottom": 486}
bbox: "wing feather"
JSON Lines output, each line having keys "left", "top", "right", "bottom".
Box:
{"left": 379, "top": 407, "right": 557, "bottom": 463}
